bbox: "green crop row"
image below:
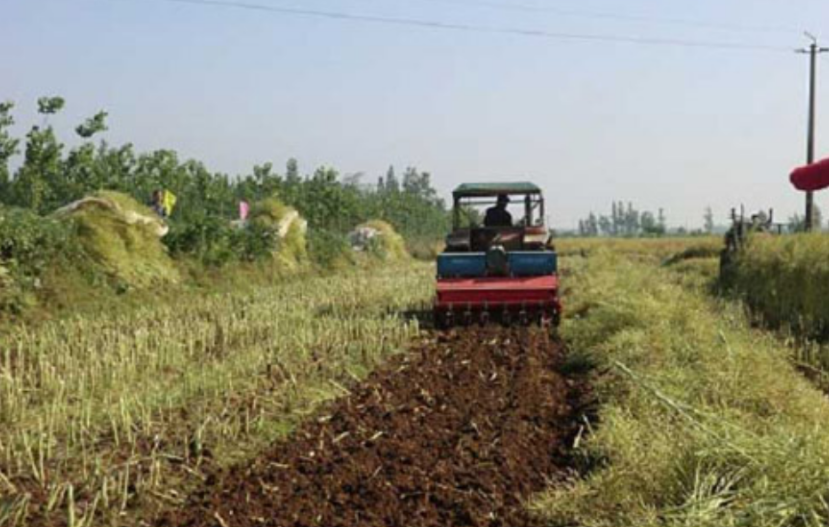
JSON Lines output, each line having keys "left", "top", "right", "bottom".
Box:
{"left": 532, "top": 248, "right": 829, "bottom": 527}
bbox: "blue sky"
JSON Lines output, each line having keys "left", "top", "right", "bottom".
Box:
{"left": 3, "top": 0, "right": 829, "bottom": 229}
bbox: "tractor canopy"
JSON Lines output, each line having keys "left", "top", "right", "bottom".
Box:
{"left": 452, "top": 182, "right": 542, "bottom": 198}
{"left": 450, "top": 182, "right": 546, "bottom": 232}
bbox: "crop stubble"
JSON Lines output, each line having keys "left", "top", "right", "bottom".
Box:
{"left": 160, "top": 327, "right": 587, "bottom": 527}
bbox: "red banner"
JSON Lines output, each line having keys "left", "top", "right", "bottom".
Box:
{"left": 791, "top": 158, "right": 829, "bottom": 192}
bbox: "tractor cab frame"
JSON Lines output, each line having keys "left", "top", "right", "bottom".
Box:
{"left": 446, "top": 183, "right": 551, "bottom": 254}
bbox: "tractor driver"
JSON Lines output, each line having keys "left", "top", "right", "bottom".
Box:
{"left": 484, "top": 194, "right": 513, "bottom": 227}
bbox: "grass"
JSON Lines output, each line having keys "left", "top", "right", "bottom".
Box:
{"left": 531, "top": 246, "right": 829, "bottom": 527}
{"left": 0, "top": 260, "right": 433, "bottom": 526}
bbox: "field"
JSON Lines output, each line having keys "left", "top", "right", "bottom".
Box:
{"left": 1, "top": 263, "right": 432, "bottom": 525}
{"left": 5, "top": 236, "right": 829, "bottom": 527}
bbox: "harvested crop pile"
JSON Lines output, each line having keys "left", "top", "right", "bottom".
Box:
{"left": 350, "top": 220, "right": 409, "bottom": 260}
{"left": 159, "top": 327, "right": 586, "bottom": 527}
{"left": 55, "top": 191, "right": 179, "bottom": 287}
{"left": 249, "top": 198, "right": 308, "bottom": 267}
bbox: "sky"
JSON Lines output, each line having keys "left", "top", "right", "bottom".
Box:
{"left": 3, "top": 0, "right": 829, "bottom": 230}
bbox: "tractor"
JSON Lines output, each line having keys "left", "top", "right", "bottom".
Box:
{"left": 434, "top": 182, "right": 561, "bottom": 328}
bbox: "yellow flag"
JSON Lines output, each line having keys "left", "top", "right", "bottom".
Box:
{"left": 162, "top": 190, "right": 177, "bottom": 216}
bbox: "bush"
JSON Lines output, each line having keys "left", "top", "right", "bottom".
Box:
{"left": 0, "top": 206, "right": 78, "bottom": 280}
{"left": 0, "top": 206, "right": 80, "bottom": 312}
{"left": 307, "top": 229, "right": 354, "bottom": 270}
{"left": 164, "top": 215, "right": 276, "bottom": 266}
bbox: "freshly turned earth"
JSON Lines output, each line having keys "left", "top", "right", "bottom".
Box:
{"left": 160, "top": 327, "right": 587, "bottom": 527}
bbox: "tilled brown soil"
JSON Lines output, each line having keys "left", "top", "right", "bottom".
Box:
{"left": 159, "top": 327, "right": 587, "bottom": 527}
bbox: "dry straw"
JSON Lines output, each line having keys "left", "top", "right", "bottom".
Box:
{"left": 532, "top": 247, "right": 829, "bottom": 527}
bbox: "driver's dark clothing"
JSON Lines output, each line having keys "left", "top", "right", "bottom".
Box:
{"left": 484, "top": 206, "right": 512, "bottom": 227}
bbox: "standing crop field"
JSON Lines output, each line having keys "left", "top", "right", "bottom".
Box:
{"left": 0, "top": 262, "right": 432, "bottom": 526}
{"left": 725, "top": 233, "right": 829, "bottom": 340}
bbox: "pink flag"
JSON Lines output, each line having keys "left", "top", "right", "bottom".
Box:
{"left": 239, "top": 201, "right": 250, "bottom": 221}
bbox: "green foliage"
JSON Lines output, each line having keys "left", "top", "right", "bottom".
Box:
{"left": 0, "top": 206, "right": 79, "bottom": 312}
{"left": 579, "top": 202, "right": 667, "bottom": 237}
{"left": 307, "top": 229, "right": 354, "bottom": 270}
{"left": 12, "top": 125, "right": 63, "bottom": 213}
{"left": 75, "top": 111, "right": 108, "bottom": 139}
{"left": 0, "top": 102, "right": 19, "bottom": 198}
{"left": 0, "top": 206, "right": 77, "bottom": 280}
{"left": 0, "top": 96, "right": 448, "bottom": 275}
{"left": 36, "top": 96, "right": 65, "bottom": 115}
{"left": 164, "top": 215, "right": 275, "bottom": 266}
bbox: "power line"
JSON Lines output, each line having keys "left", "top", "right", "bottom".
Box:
{"left": 383, "top": 0, "right": 800, "bottom": 35}
{"left": 134, "top": 0, "right": 792, "bottom": 53}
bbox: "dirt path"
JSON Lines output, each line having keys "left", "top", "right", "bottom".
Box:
{"left": 159, "top": 327, "right": 587, "bottom": 527}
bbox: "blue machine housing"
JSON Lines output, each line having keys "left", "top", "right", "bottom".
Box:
{"left": 437, "top": 251, "right": 557, "bottom": 278}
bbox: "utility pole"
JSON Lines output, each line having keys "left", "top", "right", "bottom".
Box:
{"left": 797, "top": 33, "right": 829, "bottom": 231}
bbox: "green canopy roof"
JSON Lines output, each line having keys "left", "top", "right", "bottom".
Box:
{"left": 453, "top": 182, "right": 541, "bottom": 198}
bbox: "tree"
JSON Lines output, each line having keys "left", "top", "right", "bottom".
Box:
{"left": 75, "top": 111, "right": 108, "bottom": 139}
{"left": 704, "top": 207, "right": 715, "bottom": 234}
{"left": 611, "top": 202, "right": 620, "bottom": 235}
{"left": 342, "top": 172, "right": 366, "bottom": 189}
{"left": 384, "top": 165, "right": 399, "bottom": 193}
{"left": 37, "top": 96, "right": 65, "bottom": 116}
{"left": 641, "top": 211, "right": 666, "bottom": 236}
{"left": 624, "top": 202, "right": 639, "bottom": 236}
{"left": 0, "top": 96, "right": 452, "bottom": 259}
{"left": 0, "top": 102, "right": 20, "bottom": 202}
{"left": 641, "top": 211, "right": 657, "bottom": 233}
{"left": 598, "top": 215, "right": 612, "bottom": 236}
{"left": 579, "top": 203, "right": 666, "bottom": 238}
{"left": 586, "top": 213, "right": 599, "bottom": 236}
{"left": 285, "top": 158, "right": 299, "bottom": 183}
{"left": 12, "top": 125, "right": 64, "bottom": 212}
{"left": 791, "top": 206, "right": 824, "bottom": 232}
